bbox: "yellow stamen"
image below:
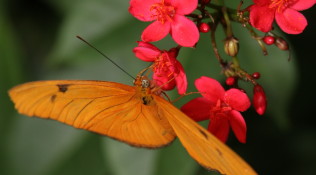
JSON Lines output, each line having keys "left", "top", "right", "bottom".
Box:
{"left": 269, "top": 0, "right": 295, "bottom": 12}
{"left": 150, "top": 0, "right": 175, "bottom": 24}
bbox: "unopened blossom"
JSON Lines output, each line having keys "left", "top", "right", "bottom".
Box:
{"left": 133, "top": 41, "right": 187, "bottom": 94}
{"left": 181, "top": 76, "right": 250, "bottom": 143}
{"left": 253, "top": 84, "right": 267, "bottom": 115}
{"left": 249, "top": 0, "right": 315, "bottom": 34}
{"left": 129, "top": 0, "right": 199, "bottom": 47}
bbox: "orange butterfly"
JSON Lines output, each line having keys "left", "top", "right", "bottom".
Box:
{"left": 8, "top": 75, "right": 257, "bottom": 175}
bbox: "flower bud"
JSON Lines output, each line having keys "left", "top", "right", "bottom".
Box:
{"left": 225, "top": 77, "right": 235, "bottom": 86}
{"left": 275, "top": 37, "right": 289, "bottom": 51}
{"left": 224, "top": 37, "right": 239, "bottom": 57}
{"left": 252, "top": 72, "right": 261, "bottom": 79}
{"left": 198, "top": 22, "right": 210, "bottom": 33}
{"left": 263, "top": 36, "right": 275, "bottom": 45}
{"left": 253, "top": 84, "right": 267, "bottom": 115}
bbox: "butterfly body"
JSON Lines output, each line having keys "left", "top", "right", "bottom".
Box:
{"left": 133, "top": 76, "right": 155, "bottom": 106}
{"left": 9, "top": 76, "right": 257, "bottom": 175}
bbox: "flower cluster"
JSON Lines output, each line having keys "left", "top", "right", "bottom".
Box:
{"left": 129, "top": 0, "right": 314, "bottom": 143}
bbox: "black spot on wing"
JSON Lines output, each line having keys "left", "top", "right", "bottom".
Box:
{"left": 57, "top": 84, "right": 69, "bottom": 93}
{"left": 198, "top": 128, "right": 208, "bottom": 139}
{"left": 51, "top": 94, "right": 56, "bottom": 102}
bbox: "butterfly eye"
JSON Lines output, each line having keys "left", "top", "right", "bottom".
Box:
{"left": 141, "top": 79, "right": 150, "bottom": 88}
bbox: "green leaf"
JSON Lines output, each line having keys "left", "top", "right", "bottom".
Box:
{"left": 6, "top": 116, "right": 88, "bottom": 175}
{"left": 153, "top": 140, "right": 198, "bottom": 175}
{"left": 48, "top": 0, "right": 133, "bottom": 66}
{"left": 101, "top": 138, "right": 157, "bottom": 175}
{"left": 48, "top": 135, "right": 108, "bottom": 175}
{"left": 0, "top": 3, "right": 24, "bottom": 174}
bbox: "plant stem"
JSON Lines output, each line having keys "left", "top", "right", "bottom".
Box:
{"left": 210, "top": 21, "right": 227, "bottom": 68}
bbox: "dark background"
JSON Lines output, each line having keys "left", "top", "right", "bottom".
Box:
{"left": 1, "top": 0, "right": 315, "bottom": 174}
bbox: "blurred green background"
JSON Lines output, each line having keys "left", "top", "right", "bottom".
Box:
{"left": 1, "top": 0, "right": 315, "bottom": 174}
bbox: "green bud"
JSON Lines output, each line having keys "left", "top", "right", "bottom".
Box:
{"left": 224, "top": 37, "right": 239, "bottom": 57}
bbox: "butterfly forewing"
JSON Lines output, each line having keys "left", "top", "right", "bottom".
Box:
{"left": 9, "top": 80, "right": 176, "bottom": 147}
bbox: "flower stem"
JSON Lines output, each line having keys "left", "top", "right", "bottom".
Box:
{"left": 228, "top": 58, "right": 257, "bottom": 85}
{"left": 222, "top": 6, "right": 233, "bottom": 38}
{"left": 244, "top": 24, "right": 268, "bottom": 55}
{"left": 210, "top": 21, "right": 227, "bottom": 68}
{"left": 232, "top": 56, "right": 239, "bottom": 68}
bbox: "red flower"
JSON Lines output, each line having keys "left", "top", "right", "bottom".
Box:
{"left": 133, "top": 41, "right": 187, "bottom": 94}
{"left": 249, "top": 0, "right": 315, "bottom": 34}
{"left": 129, "top": 0, "right": 199, "bottom": 47}
{"left": 181, "top": 76, "right": 250, "bottom": 143}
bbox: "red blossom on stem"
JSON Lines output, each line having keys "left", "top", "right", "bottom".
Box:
{"left": 263, "top": 35, "right": 275, "bottom": 45}
{"left": 252, "top": 72, "right": 261, "bottom": 79}
{"left": 249, "top": 0, "right": 315, "bottom": 34}
{"left": 133, "top": 41, "right": 187, "bottom": 94}
{"left": 198, "top": 22, "right": 210, "bottom": 33}
{"left": 253, "top": 84, "right": 267, "bottom": 115}
{"left": 181, "top": 76, "right": 251, "bottom": 143}
{"left": 225, "top": 77, "right": 236, "bottom": 86}
{"left": 128, "top": 0, "right": 199, "bottom": 47}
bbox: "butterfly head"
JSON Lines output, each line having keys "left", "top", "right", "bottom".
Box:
{"left": 141, "top": 79, "right": 150, "bottom": 88}
{"left": 133, "top": 76, "right": 156, "bottom": 105}
{"left": 134, "top": 76, "right": 148, "bottom": 87}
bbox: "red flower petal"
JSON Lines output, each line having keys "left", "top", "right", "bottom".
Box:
{"left": 171, "top": 14, "right": 199, "bottom": 47}
{"left": 128, "top": 0, "right": 159, "bottom": 21}
{"left": 174, "top": 62, "right": 187, "bottom": 94}
{"left": 224, "top": 88, "right": 250, "bottom": 112}
{"left": 275, "top": 8, "right": 307, "bottom": 34}
{"left": 195, "top": 76, "right": 225, "bottom": 104}
{"left": 171, "top": 0, "right": 198, "bottom": 15}
{"left": 181, "top": 97, "right": 212, "bottom": 121}
{"left": 136, "top": 41, "right": 159, "bottom": 49}
{"left": 133, "top": 42, "right": 161, "bottom": 62}
{"left": 229, "top": 110, "right": 247, "bottom": 143}
{"left": 249, "top": 4, "right": 275, "bottom": 32}
{"left": 208, "top": 116, "right": 230, "bottom": 143}
{"left": 291, "top": 0, "right": 315, "bottom": 11}
{"left": 153, "top": 73, "right": 176, "bottom": 90}
{"left": 141, "top": 20, "right": 171, "bottom": 42}
{"left": 253, "top": 0, "right": 270, "bottom": 6}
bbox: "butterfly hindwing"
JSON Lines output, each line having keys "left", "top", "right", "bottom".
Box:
{"left": 154, "top": 95, "right": 257, "bottom": 175}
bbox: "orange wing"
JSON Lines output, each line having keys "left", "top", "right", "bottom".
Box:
{"left": 8, "top": 80, "right": 176, "bottom": 147}
{"left": 9, "top": 79, "right": 257, "bottom": 174}
{"left": 154, "top": 96, "right": 257, "bottom": 175}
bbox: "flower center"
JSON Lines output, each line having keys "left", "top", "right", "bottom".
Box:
{"left": 210, "top": 99, "right": 232, "bottom": 119}
{"left": 269, "top": 0, "right": 296, "bottom": 12}
{"left": 153, "top": 53, "right": 174, "bottom": 77}
{"left": 150, "top": 0, "right": 175, "bottom": 24}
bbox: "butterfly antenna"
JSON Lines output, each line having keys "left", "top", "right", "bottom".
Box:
{"left": 137, "top": 64, "right": 153, "bottom": 77}
{"left": 152, "top": 75, "right": 176, "bottom": 94}
{"left": 76, "top": 36, "right": 135, "bottom": 80}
